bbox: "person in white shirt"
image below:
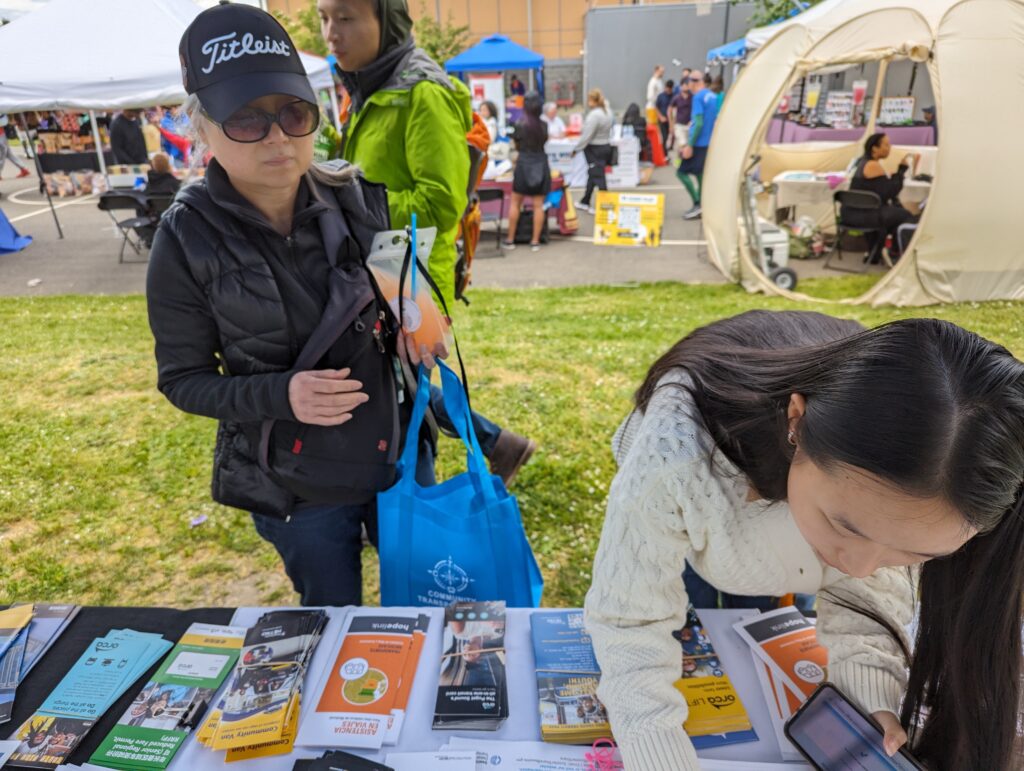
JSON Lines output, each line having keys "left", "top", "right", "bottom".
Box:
{"left": 585, "top": 309, "right": 1024, "bottom": 771}
{"left": 540, "top": 102, "right": 566, "bottom": 139}
{"left": 645, "top": 64, "right": 665, "bottom": 113}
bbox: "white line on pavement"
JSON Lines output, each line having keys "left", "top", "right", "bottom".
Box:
{"left": 8, "top": 193, "right": 98, "bottom": 222}
{"left": 568, "top": 236, "right": 706, "bottom": 246}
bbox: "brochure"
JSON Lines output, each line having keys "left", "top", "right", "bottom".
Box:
{"left": 20, "top": 606, "right": 81, "bottom": 680}
{"left": 198, "top": 610, "right": 327, "bottom": 753}
{"left": 385, "top": 749, "right": 475, "bottom": 771}
{"left": 444, "top": 737, "right": 622, "bottom": 770}
{"left": 9, "top": 630, "right": 171, "bottom": 770}
{"left": 0, "top": 606, "right": 33, "bottom": 665}
{"left": 291, "top": 749, "right": 394, "bottom": 770}
{"left": 433, "top": 601, "right": 509, "bottom": 731}
{"left": 0, "top": 627, "right": 29, "bottom": 723}
{"left": 751, "top": 656, "right": 805, "bottom": 763}
{"left": 672, "top": 608, "right": 757, "bottom": 749}
{"left": 530, "top": 611, "right": 611, "bottom": 745}
{"left": 732, "top": 606, "right": 828, "bottom": 700}
{"left": 297, "top": 610, "right": 427, "bottom": 750}
{"left": 90, "top": 623, "right": 246, "bottom": 770}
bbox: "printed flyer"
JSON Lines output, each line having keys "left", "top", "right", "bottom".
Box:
{"left": 90, "top": 623, "right": 246, "bottom": 770}
{"left": 732, "top": 606, "right": 829, "bottom": 700}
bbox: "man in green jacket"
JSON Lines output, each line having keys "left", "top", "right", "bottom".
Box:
{"left": 319, "top": 0, "right": 535, "bottom": 482}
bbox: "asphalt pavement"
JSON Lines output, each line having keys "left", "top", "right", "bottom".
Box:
{"left": 0, "top": 162, "right": 842, "bottom": 297}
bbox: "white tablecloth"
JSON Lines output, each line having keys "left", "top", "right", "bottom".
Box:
{"left": 169, "top": 607, "right": 805, "bottom": 770}
{"left": 546, "top": 136, "right": 641, "bottom": 189}
{"left": 773, "top": 173, "right": 931, "bottom": 211}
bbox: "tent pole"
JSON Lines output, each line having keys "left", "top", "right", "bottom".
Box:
{"left": 88, "top": 109, "right": 108, "bottom": 182}
{"left": 21, "top": 126, "right": 64, "bottom": 239}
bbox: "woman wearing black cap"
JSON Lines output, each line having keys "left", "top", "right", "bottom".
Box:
{"left": 147, "top": 3, "right": 437, "bottom": 606}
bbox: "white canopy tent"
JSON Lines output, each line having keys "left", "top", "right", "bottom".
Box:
{"left": 0, "top": 0, "right": 333, "bottom": 112}
{"left": 701, "top": 0, "right": 1024, "bottom": 306}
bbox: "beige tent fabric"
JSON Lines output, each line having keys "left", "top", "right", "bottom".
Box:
{"left": 701, "top": 0, "right": 1024, "bottom": 306}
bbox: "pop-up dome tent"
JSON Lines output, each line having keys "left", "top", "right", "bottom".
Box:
{"left": 701, "top": 0, "right": 1024, "bottom": 306}
{"left": 445, "top": 35, "right": 545, "bottom": 94}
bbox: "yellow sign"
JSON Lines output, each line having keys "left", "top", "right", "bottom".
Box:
{"left": 593, "top": 191, "right": 664, "bottom": 247}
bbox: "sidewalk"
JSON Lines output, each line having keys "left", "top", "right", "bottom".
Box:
{"left": 0, "top": 163, "right": 842, "bottom": 297}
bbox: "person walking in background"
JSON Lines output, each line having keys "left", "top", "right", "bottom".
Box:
{"left": 645, "top": 64, "right": 665, "bottom": 124}
{"left": 509, "top": 74, "right": 526, "bottom": 98}
{"left": 541, "top": 102, "right": 566, "bottom": 139}
{"left": 678, "top": 71, "right": 720, "bottom": 220}
{"left": 320, "top": 0, "right": 537, "bottom": 483}
{"left": 573, "top": 88, "right": 613, "bottom": 214}
{"left": 655, "top": 80, "right": 674, "bottom": 153}
{"left": 110, "top": 110, "right": 150, "bottom": 166}
{"left": 669, "top": 74, "right": 693, "bottom": 157}
{"left": 0, "top": 114, "right": 31, "bottom": 179}
{"left": 503, "top": 93, "right": 551, "bottom": 253}
{"left": 711, "top": 74, "right": 725, "bottom": 110}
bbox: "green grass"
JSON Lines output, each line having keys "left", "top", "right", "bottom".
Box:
{"left": 3, "top": 280, "right": 1024, "bottom": 609}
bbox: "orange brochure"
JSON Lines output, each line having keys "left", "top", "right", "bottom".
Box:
{"left": 732, "top": 607, "right": 829, "bottom": 701}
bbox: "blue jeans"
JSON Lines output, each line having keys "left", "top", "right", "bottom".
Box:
{"left": 252, "top": 439, "right": 436, "bottom": 607}
{"left": 683, "top": 562, "right": 816, "bottom": 613}
{"left": 429, "top": 384, "right": 503, "bottom": 456}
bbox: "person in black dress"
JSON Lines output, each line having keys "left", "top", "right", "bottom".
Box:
{"left": 846, "top": 132, "right": 920, "bottom": 261}
{"left": 503, "top": 92, "right": 551, "bottom": 252}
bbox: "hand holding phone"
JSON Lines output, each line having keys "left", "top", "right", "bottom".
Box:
{"left": 784, "top": 683, "right": 926, "bottom": 770}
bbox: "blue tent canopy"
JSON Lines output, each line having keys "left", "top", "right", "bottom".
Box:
{"left": 707, "top": 37, "right": 747, "bottom": 65}
{"left": 446, "top": 34, "right": 544, "bottom": 74}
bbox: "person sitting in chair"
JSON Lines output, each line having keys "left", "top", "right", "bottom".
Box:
{"left": 846, "top": 132, "right": 919, "bottom": 262}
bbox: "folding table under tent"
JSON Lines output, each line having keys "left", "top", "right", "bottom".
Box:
{"left": 0, "top": 0, "right": 334, "bottom": 236}
{"left": 445, "top": 35, "right": 546, "bottom": 96}
{"left": 700, "top": 0, "right": 1024, "bottom": 306}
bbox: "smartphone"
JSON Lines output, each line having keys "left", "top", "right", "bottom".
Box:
{"left": 784, "top": 683, "right": 927, "bottom": 771}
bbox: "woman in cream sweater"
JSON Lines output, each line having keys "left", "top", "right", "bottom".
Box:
{"left": 585, "top": 310, "right": 1024, "bottom": 771}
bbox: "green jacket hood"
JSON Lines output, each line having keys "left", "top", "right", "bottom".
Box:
{"left": 377, "top": 0, "right": 414, "bottom": 55}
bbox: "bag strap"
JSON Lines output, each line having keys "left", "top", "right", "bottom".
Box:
{"left": 256, "top": 201, "right": 372, "bottom": 474}
{"left": 396, "top": 236, "right": 474, "bottom": 417}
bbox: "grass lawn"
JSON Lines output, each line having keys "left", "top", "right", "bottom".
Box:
{"left": 3, "top": 277, "right": 1023, "bottom": 610}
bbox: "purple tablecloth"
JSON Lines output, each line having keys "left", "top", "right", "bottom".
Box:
{"left": 767, "top": 117, "right": 935, "bottom": 146}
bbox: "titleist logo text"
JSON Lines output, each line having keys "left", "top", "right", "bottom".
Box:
{"left": 200, "top": 32, "right": 291, "bottom": 74}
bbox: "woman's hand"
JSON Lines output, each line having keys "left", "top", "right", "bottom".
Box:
{"left": 681, "top": 145, "right": 694, "bottom": 160}
{"left": 288, "top": 368, "right": 368, "bottom": 426}
{"left": 872, "top": 710, "right": 908, "bottom": 757}
{"left": 397, "top": 330, "right": 448, "bottom": 370}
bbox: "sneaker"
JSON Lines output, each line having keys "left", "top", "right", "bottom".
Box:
{"left": 683, "top": 204, "right": 703, "bottom": 220}
{"left": 488, "top": 429, "right": 537, "bottom": 486}
{"left": 530, "top": 242, "right": 541, "bottom": 252}
{"left": 500, "top": 240, "right": 516, "bottom": 250}
{"left": 576, "top": 200, "right": 592, "bottom": 214}
{"left": 16, "top": 168, "right": 30, "bottom": 179}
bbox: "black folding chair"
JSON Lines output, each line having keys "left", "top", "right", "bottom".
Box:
{"left": 825, "top": 190, "right": 891, "bottom": 273}
{"left": 476, "top": 188, "right": 506, "bottom": 249}
{"left": 97, "top": 191, "right": 175, "bottom": 263}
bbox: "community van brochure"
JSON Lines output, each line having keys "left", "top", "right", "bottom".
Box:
{"left": 90, "top": 623, "right": 246, "bottom": 770}
{"left": 296, "top": 610, "right": 428, "bottom": 750}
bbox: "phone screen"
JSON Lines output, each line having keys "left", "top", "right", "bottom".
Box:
{"left": 786, "top": 685, "right": 923, "bottom": 771}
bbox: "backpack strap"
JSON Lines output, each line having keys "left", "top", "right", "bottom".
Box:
{"left": 256, "top": 198, "right": 374, "bottom": 475}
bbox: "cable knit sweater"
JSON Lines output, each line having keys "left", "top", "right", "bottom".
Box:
{"left": 584, "top": 372, "right": 916, "bottom": 771}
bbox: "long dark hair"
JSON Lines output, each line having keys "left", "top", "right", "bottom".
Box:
{"left": 637, "top": 310, "right": 1024, "bottom": 770}
{"left": 516, "top": 90, "right": 546, "bottom": 148}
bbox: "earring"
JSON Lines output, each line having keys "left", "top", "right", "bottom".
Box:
{"left": 787, "top": 429, "right": 797, "bottom": 446}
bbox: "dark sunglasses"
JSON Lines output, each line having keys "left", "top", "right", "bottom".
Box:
{"left": 206, "top": 100, "right": 319, "bottom": 143}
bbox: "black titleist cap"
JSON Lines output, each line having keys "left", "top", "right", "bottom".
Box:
{"left": 179, "top": 3, "right": 315, "bottom": 123}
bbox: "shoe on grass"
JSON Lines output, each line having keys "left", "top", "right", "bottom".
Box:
{"left": 489, "top": 429, "right": 537, "bottom": 486}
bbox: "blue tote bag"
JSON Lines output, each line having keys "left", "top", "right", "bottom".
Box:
{"left": 378, "top": 360, "right": 543, "bottom": 608}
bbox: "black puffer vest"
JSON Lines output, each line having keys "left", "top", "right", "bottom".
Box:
{"left": 161, "top": 166, "right": 398, "bottom": 519}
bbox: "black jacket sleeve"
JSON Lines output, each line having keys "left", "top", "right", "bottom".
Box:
{"left": 884, "top": 163, "right": 908, "bottom": 205}
{"left": 146, "top": 225, "right": 297, "bottom": 423}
